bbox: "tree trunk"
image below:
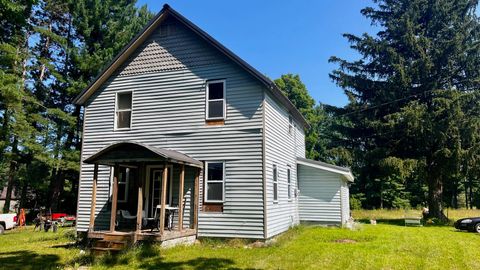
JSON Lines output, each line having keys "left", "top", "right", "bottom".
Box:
{"left": 50, "top": 170, "right": 65, "bottom": 211}
{"left": 3, "top": 160, "right": 17, "bottom": 213}
{"left": 427, "top": 174, "right": 448, "bottom": 221}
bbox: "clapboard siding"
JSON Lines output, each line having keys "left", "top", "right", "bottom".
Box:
{"left": 264, "top": 93, "right": 302, "bottom": 238}
{"left": 77, "top": 17, "right": 265, "bottom": 239}
{"left": 297, "top": 164, "right": 342, "bottom": 223}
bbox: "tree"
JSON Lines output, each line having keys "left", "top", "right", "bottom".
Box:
{"left": 330, "top": 0, "right": 480, "bottom": 219}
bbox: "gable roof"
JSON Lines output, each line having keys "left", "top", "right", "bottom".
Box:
{"left": 73, "top": 4, "right": 309, "bottom": 128}
{"left": 297, "top": 157, "right": 354, "bottom": 182}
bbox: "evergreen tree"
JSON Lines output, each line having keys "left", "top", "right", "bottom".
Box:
{"left": 330, "top": 0, "right": 480, "bottom": 219}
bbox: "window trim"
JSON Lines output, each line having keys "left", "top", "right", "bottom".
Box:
{"left": 205, "top": 80, "right": 226, "bottom": 120}
{"left": 117, "top": 167, "right": 130, "bottom": 203}
{"left": 288, "top": 114, "right": 294, "bottom": 134}
{"left": 114, "top": 90, "right": 133, "bottom": 131}
{"left": 273, "top": 164, "right": 278, "bottom": 203}
{"left": 204, "top": 161, "right": 225, "bottom": 203}
{"left": 109, "top": 165, "right": 137, "bottom": 203}
{"left": 287, "top": 166, "right": 292, "bottom": 201}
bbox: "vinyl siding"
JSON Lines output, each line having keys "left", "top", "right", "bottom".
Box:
{"left": 264, "top": 92, "right": 302, "bottom": 238}
{"left": 77, "top": 16, "right": 265, "bottom": 239}
{"left": 297, "top": 164, "right": 342, "bottom": 224}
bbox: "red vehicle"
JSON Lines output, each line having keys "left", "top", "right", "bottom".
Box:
{"left": 51, "top": 213, "right": 76, "bottom": 227}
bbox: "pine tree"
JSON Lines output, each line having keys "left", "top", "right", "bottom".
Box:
{"left": 330, "top": 0, "right": 480, "bottom": 219}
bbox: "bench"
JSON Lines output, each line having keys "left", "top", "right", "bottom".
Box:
{"left": 404, "top": 210, "right": 422, "bottom": 226}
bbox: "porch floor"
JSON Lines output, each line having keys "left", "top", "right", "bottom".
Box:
{"left": 88, "top": 229, "right": 197, "bottom": 242}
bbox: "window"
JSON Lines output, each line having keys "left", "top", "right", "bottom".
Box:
{"left": 206, "top": 80, "right": 226, "bottom": 120}
{"left": 273, "top": 165, "right": 278, "bottom": 202}
{"left": 287, "top": 167, "right": 292, "bottom": 200}
{"left": 205, "top": 162, "right": 225, "bottom": 203}
{"left": 117, "top": 167, "right": 133, "bottom": 203}
{"left": 115, "top": 91, "right": 132, "bottom": 129}
{"left": 288, "top": 115, "right": 294, "bottom": 134}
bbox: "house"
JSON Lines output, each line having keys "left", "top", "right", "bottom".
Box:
{"left": 74, "top": 4, "right": 353, "bottom": 247}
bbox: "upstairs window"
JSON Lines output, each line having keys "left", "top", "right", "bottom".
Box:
{"left": 273, "top": 164, "right": 278, "bottom": 202}
{"left": 288, "top": 115, "right": 294, "bottom": 134}
{"left": 115, "top": 91, "right": 132, "bottom": 129}
{"left": 205, "top": 162, "right": 225, "bottom": 203}
{"left": 206, "top": 80, "right": 226, "bottom": 120}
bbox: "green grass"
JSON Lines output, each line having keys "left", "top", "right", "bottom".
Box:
{"left": 0, "top": 226, "right": 86, "bottom": 270}
{"left": 2, "top": 212, "right": 480, "bottom": 269}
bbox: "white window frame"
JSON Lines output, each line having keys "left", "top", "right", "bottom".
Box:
{"left": 205, "top": 80, "right": 226, "bottom": 120}
{"left": 114, "top": 90, "right": 133, "bottom": 130}
{"left": 287, "top": 166, "right": 292, "bottom": 201}
{"left": 204, "top": 161, "right": 225, "bottom": 203}
{"left": 117, "top": 167, "right": 130, "bottom": 203}
{"left": 288, "top": 114, "right": 294, "bottom": 134}
{"left": 273, "top": 164, "right": 278, "bottom": 203}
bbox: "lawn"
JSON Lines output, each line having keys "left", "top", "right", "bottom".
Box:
{"left": 1, "top": 210, "right": 480, "bottom": 270}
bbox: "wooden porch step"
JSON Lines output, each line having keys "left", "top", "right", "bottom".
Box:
{"left": 91, "top": 247, "right": 123, "bottom": 256}
{"left": 103, "top": 232, "right": 134, "bottom": 242}
{"left": 94, "top": 240, "right": 128, "bottom": 249}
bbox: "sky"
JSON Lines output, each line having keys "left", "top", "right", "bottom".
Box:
{"left": 136, "top": 1, "right": 377, "bottom": 107}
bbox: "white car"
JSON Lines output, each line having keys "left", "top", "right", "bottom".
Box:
{"left": 0, "top": 213, "right": 17, "bottom": 234}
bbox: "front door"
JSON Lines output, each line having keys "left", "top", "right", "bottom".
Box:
{"left": 145, "top": 166, "right": 172, "bottom": 218}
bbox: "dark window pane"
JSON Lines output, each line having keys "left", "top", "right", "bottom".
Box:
{"left": 117, "top": 92, "right": 132, "bottom": 110}
{"left": 118, "top": 184, "right": 126, "bottom": 201}
{"left": 117, "top": 111, "right": 131, "bottom": 128}
{"left": 208, "top": 82, "right": 224, "bottom": 99}
{"left": 208, "top": 100, "right": 224, "bottom": 118}
{"left": 273, "top": 182, "right": 278, "bottom": 201}
{"left": 287, "top": 169, "right": 291, "bottom": 184}
{"left": 208, "top": 163, "right": 223, "bottom": 180}
{"left": 273, "top": 166, "right": 277, "bottom": 182}
{"left": 207, "top": 183, "right": 223, "bottom": 201}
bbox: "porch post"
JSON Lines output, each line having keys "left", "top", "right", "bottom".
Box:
{"left": 178, "top": 164, "right": 185, "bottom": 231}
{"left": 159, "top": 162, "right": 168, "bottom": 234}
{"left": 110, "top": 163, "right": 119, "bottom": 232}
{"left": 136, "top": 163, "right": 145, "bottom": 235}
{"left": 193, "top": 168, "right": 200, "bottom": 231}
{"left": 89, "top": 163, "right": 99, "bottom": 232}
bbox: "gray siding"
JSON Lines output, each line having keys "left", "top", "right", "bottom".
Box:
{"left": 264, "top": 93, "right": 302, "bottom": 238}
{"left": 77, "top": 17, "right": 265, "bottom": 239}
{"left": 297, "top": 164, "right": 342, "bottom": 224}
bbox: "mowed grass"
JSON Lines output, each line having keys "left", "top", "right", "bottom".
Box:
{"left": 91, "top": 225, "right": 480, "bottom": 270}
{"left": 1, "top": 209, "right": 480, "bottom": 270}
{"left": 0, "top": 226, "right": 84, "bottom": 270}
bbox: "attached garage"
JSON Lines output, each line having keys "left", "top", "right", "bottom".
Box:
{"left": 296, "top": 157, "right": 354, "bottom": 225}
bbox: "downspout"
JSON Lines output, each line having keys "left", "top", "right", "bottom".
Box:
{"left": 262, "top": 90, "right": 268, "bottom": 239}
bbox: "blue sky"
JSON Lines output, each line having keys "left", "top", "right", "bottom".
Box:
{"left": 136, "top": 1, "right": 377, "bottom": 107}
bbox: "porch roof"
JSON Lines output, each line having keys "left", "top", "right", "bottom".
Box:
{"left": 83, "top": 141, "right": 203, "bottom": 168}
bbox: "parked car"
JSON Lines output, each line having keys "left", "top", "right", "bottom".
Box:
{"left": 454, "top": 217, "right": 480, "bottom": 233}
{"left": 0, "top": 213, "right": 17, "bottom": 234}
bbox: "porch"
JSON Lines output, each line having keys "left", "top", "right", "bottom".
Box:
{"left": 85, "top": 141, "right": 202, "bottom": 249}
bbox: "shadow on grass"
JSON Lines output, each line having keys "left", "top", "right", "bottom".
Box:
{"left": 0, "top": 251, "right": 60, "bottom": 270}
{"left": 96, "top": 243, "right": 259, "bottom": 270}
{"left": 138, "top": 257, "right": 250, "bottom": 270}
{"left": 357, "top": 218, "right": 407, "bottom": 226}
